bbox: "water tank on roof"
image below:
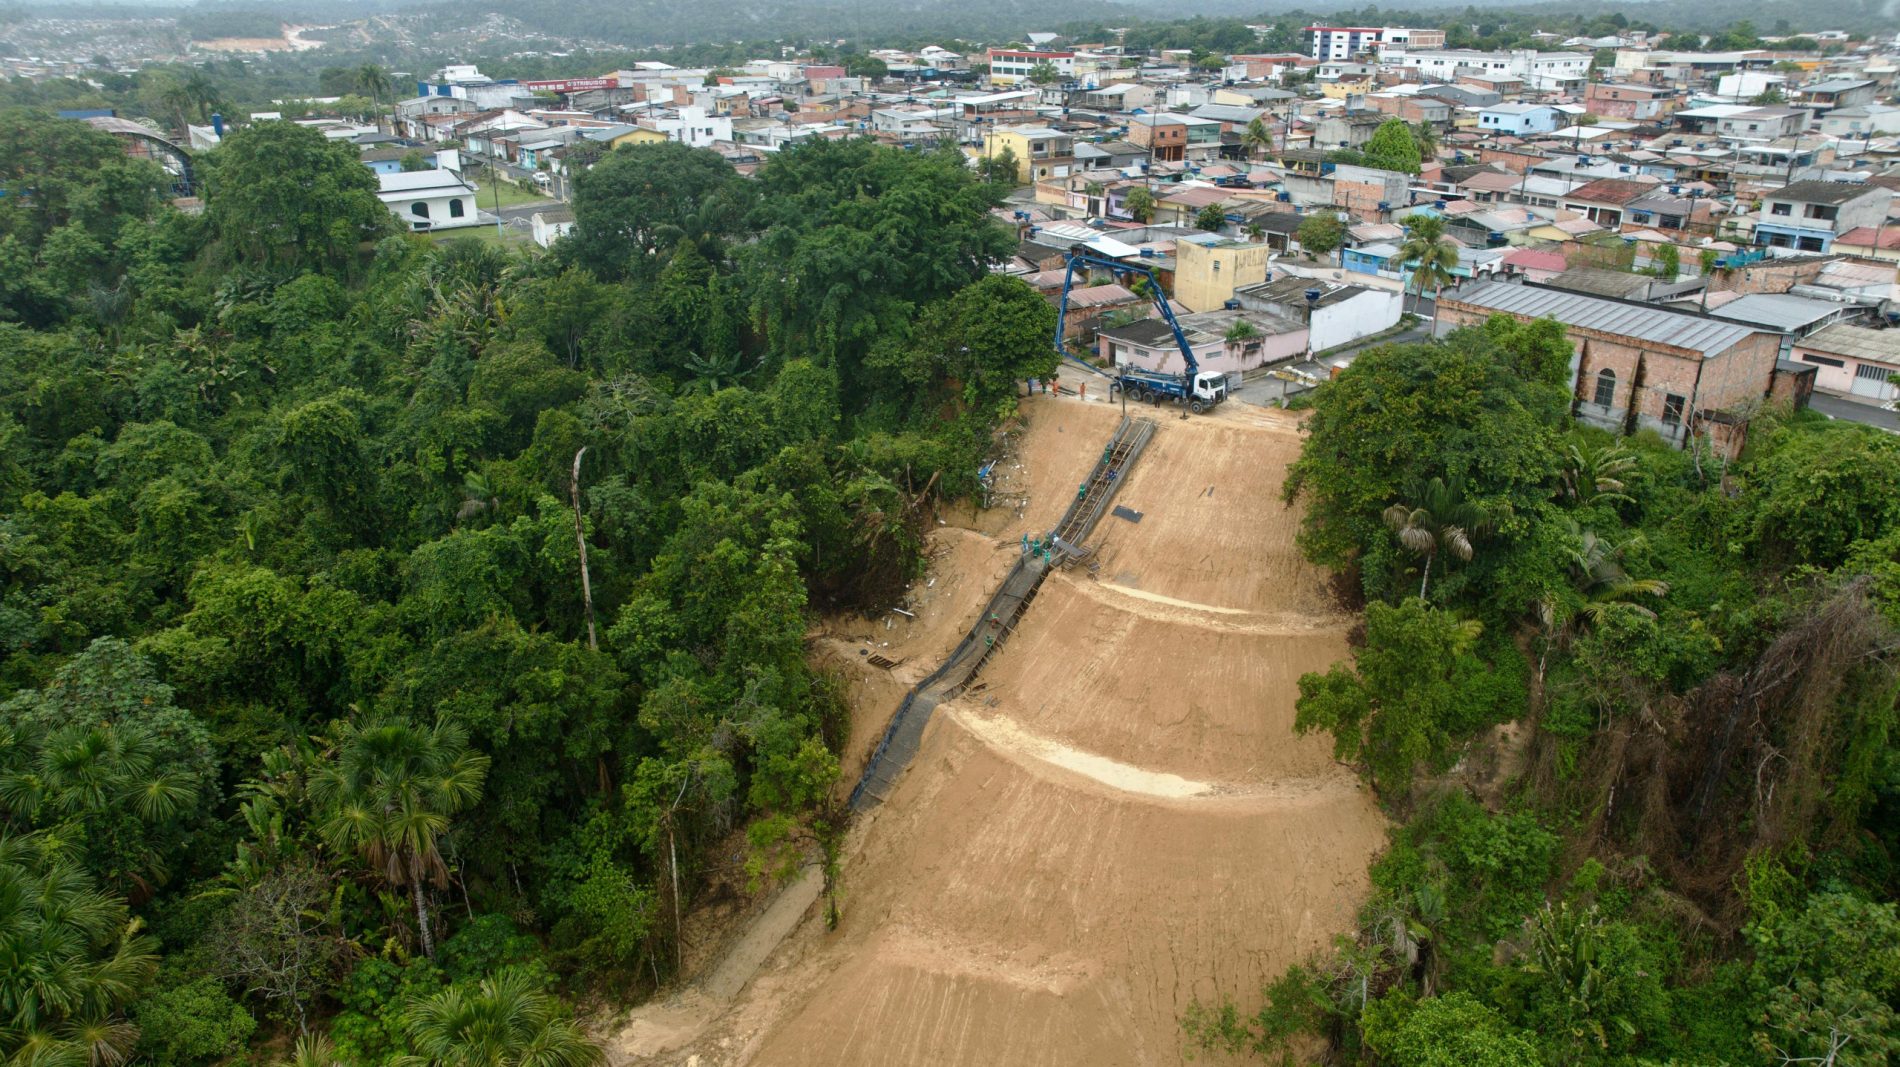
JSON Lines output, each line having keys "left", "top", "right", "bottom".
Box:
{"left": 1224, "top": 299, "right": 1242, "bottom": 310}
{"left": 1669, "top": 184, "right": 1681, "bottom": 195}
{"left": 1434, "top": 199, "right": 1448, "bottom": 209}
{"left": 1139, "top": 248, "right": 1156, "bottom": 257}
{"left": 1276, "top": 191, "right": 1291, "bottom": 202}
{"left": 1304, "top": 288, "right": 1323, "bottom": 305}
{"left": 1378, "top": 201, "right": 1391, "bottom": 211}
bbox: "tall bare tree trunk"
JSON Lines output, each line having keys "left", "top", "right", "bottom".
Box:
{"left": 413, "top": 879, "right": 436, "bottom": 959}
{"left": 669, "top": 823, "right": 682, "bottom": 974}
{"left": 571, "top": 447, "right": 597, "bottom": 650}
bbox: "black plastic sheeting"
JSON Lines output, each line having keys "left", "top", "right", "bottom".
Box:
{"left": 848, "top": 417, "right": 1157, "bottom": 811}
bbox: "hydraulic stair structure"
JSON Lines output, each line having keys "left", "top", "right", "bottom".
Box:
{"left": 849, "top": 416, "right": 1157, "bottom": 810}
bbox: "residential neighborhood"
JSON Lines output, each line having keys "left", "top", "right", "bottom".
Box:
{"left": 54, "top": 22, "right": 1900, "bottom": 443}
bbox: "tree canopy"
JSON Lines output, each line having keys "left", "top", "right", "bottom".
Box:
{"left": 1362, "top": 118, "right": 1424, "bottom": 175}
{"left": 0, "top": 111, "right": 1043, "bottom": 1067}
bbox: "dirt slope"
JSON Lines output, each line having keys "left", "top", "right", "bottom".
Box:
{"left": 609, "top": 396, "right": 1387, "bottom": 1067}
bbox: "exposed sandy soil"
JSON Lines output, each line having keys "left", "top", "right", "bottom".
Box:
{"left": 192, "top": 25, "right": 327, "bottom": 52}
{"left": 608, "top": 395, "right": 1387, "bottom": 1067}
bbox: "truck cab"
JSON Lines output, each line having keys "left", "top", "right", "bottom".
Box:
{"left": 1191, "top": 370, "right": 1229, "bottom": 404}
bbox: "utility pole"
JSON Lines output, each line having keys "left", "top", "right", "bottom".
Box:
{"left": 492, "top": 164, "right": 504, "bottom": 238}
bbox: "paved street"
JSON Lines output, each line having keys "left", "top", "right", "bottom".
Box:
{"left": 1809, "top": 392, "right": 1900, "bottom": 432}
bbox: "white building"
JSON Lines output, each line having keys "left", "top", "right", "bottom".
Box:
{"left": 531, "top": 208, "right": 574, "bottom": 248}
{"left": 1823, "top": 103, "right": 1900, "bottom": 140}
{"left": 1304, "top": 25, "right": 1446, "bottom": 60}
{"left": 377, "top": 169, "right": 481, "bottom": 232}
{"left": 647, "top": 106, "right": 733, "bottom": 149}
{"left": 986, "top": 49, "right": 1076, "bottom": 85}
{"left": 1384, "top": 48, "right": 1592, "bottom": 91}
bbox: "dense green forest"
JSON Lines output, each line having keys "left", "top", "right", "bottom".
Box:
{"left": 1185, "top": 320, "right": 1900, "bottom": 1062}
{"left": 0, "top": 110, "right": 1055, "bottom": 1066}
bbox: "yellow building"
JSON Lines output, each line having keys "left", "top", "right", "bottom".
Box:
{"left": 1320, "top": 77, "right": 1374, "bottom": 100}
{"left": 1174, "top": 237, "right": 1273, "bottom": 313}
{"left": 980, "top": 125, "right": 1074, "bottom": 183}
{"left": 601, "top": 126, "right": 669, "bottom": 149}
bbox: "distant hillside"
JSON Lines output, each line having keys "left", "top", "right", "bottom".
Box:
{"left": 18, "top": 0, "right": 1899, "bottom": 48}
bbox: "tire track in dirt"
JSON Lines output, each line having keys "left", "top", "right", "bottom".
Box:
{"left": 944, "top": 705, "right": 1369, "bottom": 812}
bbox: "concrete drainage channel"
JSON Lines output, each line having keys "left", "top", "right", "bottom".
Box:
{"left": 849, "top": 416, "right": 1157, "bottom": 811}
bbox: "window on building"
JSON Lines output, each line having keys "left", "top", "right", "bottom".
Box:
{"left": 1593, "top": 367, "right": 1616, "bottom": 408}
{"left": 1802, "top": 353, "right": 1845, "bottom": 367}
{"left": 411, "top": 202, "right": 430, "bottom": 218}
{"left": 1856, "top": 362, "right": 1891, "bottom": 383}
{"left": 1798, "top": 236, "right": 1826, "bottom": 252}
{"left": 1771, "top": 202, "right": 1792, "bottom": 216}
{"left": 1662, "top": 393, "right": 1685, "bottom": 427}
{"left": 448, "top": 199, "right": 464, "bottom": 218}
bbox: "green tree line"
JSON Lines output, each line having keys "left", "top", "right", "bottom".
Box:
{"left": 0, "top": 111, "right": 1055, "bottom": 1066}
{"left": 1187, "top": 310, "right": 1900, "bottom": 1063}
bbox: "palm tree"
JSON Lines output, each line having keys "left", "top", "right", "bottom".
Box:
{"left": 1559, "top": 522, "right": 1669, "bottom": 628}
{"left": 309, "top": 717, "right": 489, "bottom": 960}
{"left": 1083, "top": 180, "right": 1106, "bottom": 215}
{"left": 679, "top": 349, "right": 750, "bottom": 393}
{"left": 1411, "top": 120, "right": 1438, "bottom": 162}
{"left": 1397, "top": 214, "right": 1461, "bottom": 318}
{"left": 1382, "top": 476, "right": 1488, "bottom": 600}
{"left": 1560, "top": 441, "right": 1636, "bottom": 507}
{"left": 395, "top": 969, "right": 602, "bottom": 1067}
{"left": 182, "top": 70, "right": 222, "bottom": 123}
{"left": 354, "top": 64, "right": 392, "bottom": 127}
{"left": 0, "top": 834, "right": 159, "bottom": 1067}
{"left": 455, "top": 470, "right": 499, "bottom": 525}
{"left": 1242, "top": 115, "right": 1274, "bottom": 160}
{"left": 0, "top": 722, "right": 194, "bottom": 830}
{"left": 285, "top": 1033, "right": 342, "bottom": 1067}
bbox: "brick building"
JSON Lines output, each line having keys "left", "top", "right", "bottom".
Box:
{"left": 1127, "top": 114, "right": 1188, "bottom": 163}
{"left": 1331, "top": 164, "right": 1412, "bottom": 220}
{"left": 1435, "top": 280, "right": 1782, "bottom": 455}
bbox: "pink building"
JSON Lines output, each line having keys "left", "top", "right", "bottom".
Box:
{"left": 1097, "top": 309, "right": 1308, "bottom": 375}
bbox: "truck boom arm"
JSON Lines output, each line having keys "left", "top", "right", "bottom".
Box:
{"left": 1053, "top": 244, "right": 1200, "bottom": 379}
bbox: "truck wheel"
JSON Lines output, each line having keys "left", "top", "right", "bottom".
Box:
{"left": 1189, "top": 399, "right": 1207, "bottom": 414}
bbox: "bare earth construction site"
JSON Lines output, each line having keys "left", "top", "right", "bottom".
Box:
{"left": 611, "top": 396, "right": 1387, "bottom": 1066}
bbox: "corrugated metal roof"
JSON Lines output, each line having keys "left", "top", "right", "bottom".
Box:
{"left": 1797, "top": 323, "right": 1900, "bottom": 363}
{"left": 1444, "top": 280, "right": 1762, "bottom": 356}
{"left": 1709, "top": 293, "right": 1851, "bottom": 332}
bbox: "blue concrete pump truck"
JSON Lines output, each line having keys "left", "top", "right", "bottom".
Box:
{"left": 1053, "top": 243, "right": 1229, "bottom": 414}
